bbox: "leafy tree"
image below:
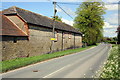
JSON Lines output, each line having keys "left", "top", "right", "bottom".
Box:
{"left": 118, "top": 32, "right": 120, "bottom": 44}
{"left": 53, "top": 16, "right": 62, "bottom": 22}
{"left": 113, "top": 37, "right": 118, "bottom": 41}
{"left": 117, "top": 26, "right": 120, "bottom": 44}
{"left": 102, "top": 37, "right": 118, "bottom": 44}
{"left": 74, "top": 0, "right": 106, "bottom": 45}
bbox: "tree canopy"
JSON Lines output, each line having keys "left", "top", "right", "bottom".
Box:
{"left": 53, "top": 16, "right": 62, "bottom": 22}
{"left": 74, "top": 1, "right": 106, "bottom": 45}
{"left": 117, "top": 26, "right": 120, "bottom": 44}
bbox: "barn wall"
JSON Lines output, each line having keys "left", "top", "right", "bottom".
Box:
{"left": 1, "top": 25, "right": 82, "bottom": 61}
{"left": 75, "top": 34, "right": 82, "bottom": 48}
{"left": 2, "top": 36, "right": 29, "bottom": 61}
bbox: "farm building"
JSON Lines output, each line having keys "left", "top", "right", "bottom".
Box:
{"left": 1, "top": 6, "right": 82, "bottom": 61}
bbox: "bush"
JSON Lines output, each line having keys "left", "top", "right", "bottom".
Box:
{"left": 100, "top": 45, "right": 120, "bottom": 79}
{"left": 1, "top": 45, "right": 95, "bottom": 73}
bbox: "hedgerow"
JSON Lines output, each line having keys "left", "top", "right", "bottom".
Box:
{"left": 99, "top": 45, "right": 120, "bottom": 79}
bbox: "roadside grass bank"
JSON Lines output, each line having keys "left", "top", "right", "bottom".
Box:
{"left": 99, "top": 44, "right": 120, "bottom": 79}
{"left": 1, "top": 45, "right": 96, "bottom": 73}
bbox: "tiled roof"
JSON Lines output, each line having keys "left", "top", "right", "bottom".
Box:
{"left": 3, "top": 6, "right": 82, "bottom": 34}
{"left": 0, "top": 15, "right": 28, "bottom": 36}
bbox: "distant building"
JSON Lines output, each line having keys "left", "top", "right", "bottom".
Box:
{"left": 1, "top": 6, "right": 82, "bottom": 61}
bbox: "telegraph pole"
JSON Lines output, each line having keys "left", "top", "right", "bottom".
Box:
{"left": 51, "top": 1, "right": 57, "bottom": 52}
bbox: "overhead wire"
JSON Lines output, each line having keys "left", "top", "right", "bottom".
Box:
{"left": 56, "top": 3, "right": 74, "bottom": 19}
{"left": 57, "top": 2, "right": 119, "bottom": 5}
{"left": 50, "top": 1, "right": 120, "bottom": 20}
{"left": 57, "top": 2, "right": 81, "bottom": 5}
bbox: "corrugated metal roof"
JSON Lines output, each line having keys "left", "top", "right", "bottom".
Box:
{"left": 0, "top": 15, "right": 28, "bottom": 36}
{"left": 3, "top": 6, "right": 82, "bottom": 34}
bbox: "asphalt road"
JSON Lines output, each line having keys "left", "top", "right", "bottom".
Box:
{"left": 2, "top": 43, "right": 111, "bottom": 78}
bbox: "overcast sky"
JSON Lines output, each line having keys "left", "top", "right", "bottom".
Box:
{"left": 1, "top": 0, "right": 120, "bottom": 37}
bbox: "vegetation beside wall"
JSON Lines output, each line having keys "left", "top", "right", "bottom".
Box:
{"left": 99, "top": 45, "right": 120, "bottom": 79}
{"left": 1, "top": 45, "right": 95, "bottom": 73}
{"left": 102, "top": 37, "right": 118, "bottom": 44}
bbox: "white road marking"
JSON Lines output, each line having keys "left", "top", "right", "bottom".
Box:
{"left": 2, "top": 46, "right": 96, "bottom": 75}
{"left": 43, "top": 46, "right": 100, "bottom": 78}
{"left": 43, "top": 64, "right": 72, "bottom": 78}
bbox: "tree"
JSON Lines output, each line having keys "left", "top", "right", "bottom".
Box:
{"left": 74, "top": 1, "right": 106, "bottom": 45}
{"left": 117, "top": 26, "right": 120, "bottom": 44}
{"left": 53, "top": 16, "right": 62, "bottom": 22}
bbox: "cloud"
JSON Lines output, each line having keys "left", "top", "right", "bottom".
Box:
{"left": 105, "top": 4, "right": 118, "bottom": 11}
{"left": 104, "top": 28, "right": 117, "bottom": 37}
{"left": 103, "top": 21, "right": 118, "bottom": 29}
{"left": 104, "top": 0, "right": 119, "bottom": 3}
{"left": 54, "top": 0, "right": 120, "bottom": 2}
{"left": 61, "top": 18, "right": 74, "bottom": 26}
{"left": 52, "top": 0, "right": 82, "bottom": 2}
{"left": 2, "top": 0, "right": 120, "bottom": 2}
{"left": 103, "top": 21, "right": 118, "bottom": 37}
{"left": 1, "top": 0, "right": 51, "bottom": 2}
{"left": 106, "top": 13, "right": 118, "bottom": 25}
{"left": 61, "top": 19, "right": 117, "bottom": 37}
{"left": 56, "top": 8, "right": 62, "bottom": 12}
{"left": 55, "top": 0, "right": 119, "bottom": 2}
{"left": 57, "top": 6, "right": 76, "bottom": 17}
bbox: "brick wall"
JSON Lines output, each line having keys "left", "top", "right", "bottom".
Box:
{"left": 1, "top": 23, "right": 82, "bottom": 61}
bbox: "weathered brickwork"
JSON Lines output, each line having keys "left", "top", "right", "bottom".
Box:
{"left": 2, "top": 36, "right": 29, "bottom": 60}
{"left": 1, "top": 15, "right": 82, "bottom": 61}
{"left": 1, "top": 6, "right": 83, "bottom": 61}
{"left": 2, "top": 24, "right": 82, "bottom": 61}
{"left": 75, "top": 34, "right": 82, "bottom": 48}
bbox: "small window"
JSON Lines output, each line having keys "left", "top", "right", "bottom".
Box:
{"left": 68, "top": 33, "right": 71, "bottom": 39}
{"left": 13, "top": 37, "right": 17, "bottom": 43}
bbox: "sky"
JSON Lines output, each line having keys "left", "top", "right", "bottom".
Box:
{"left": 1, "top": 0, "right": 120, "bottom": 37}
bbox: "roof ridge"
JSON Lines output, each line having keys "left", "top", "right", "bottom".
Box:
{"left": 3, "top": 6, "right": 82, "bottom": 34}
{"left": 15, "top": 6, "right": 45, "bottom": 17}
{"left": 14, "top": 6, "right": 74, "bottom": 27}
{"left": 4, "top": 6, "right": 74, "bottom": 28}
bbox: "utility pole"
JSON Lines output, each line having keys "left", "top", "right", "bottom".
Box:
{"left": 51, "top": 1, "right": 57, "bottom": 52}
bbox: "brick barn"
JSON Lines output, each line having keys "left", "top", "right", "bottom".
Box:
{"left": 1, "top": 6, "right": 82, "bottom": 61}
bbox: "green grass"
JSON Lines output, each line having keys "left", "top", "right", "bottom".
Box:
{"left": 1, "top": 45, "right": 95, "bottom": 73}
{"left": 99, "top": 45, "right": 120, "bottom": 79}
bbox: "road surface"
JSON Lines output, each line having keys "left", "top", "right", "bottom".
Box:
{"left": 2, "top": 43, "right": 111, "bottom": 78}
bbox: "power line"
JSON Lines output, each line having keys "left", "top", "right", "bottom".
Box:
{"left": 52, "top": 2, "right": 120, "bottom": 20}
{"left": 57, "top": 2, "right": 120, "bottom": 5}
{"left": 56, "top": 3, "right": 74, "bottom": 19}
{"left": 57, "top": 2, "right": 81, "bottom": 5}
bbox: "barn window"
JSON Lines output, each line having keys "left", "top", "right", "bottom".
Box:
{"left": 68, "top": 33, "right": 71, "bottom": 39}
{"left": 13, "top": 37, "right": 17, "bottom": 43}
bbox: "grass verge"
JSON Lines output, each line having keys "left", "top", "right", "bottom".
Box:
{"left": 99, "top": 44, "right": 120, "bottom": 79}
{"left": 1, "top": 45, "right": 95, "bottom": 73}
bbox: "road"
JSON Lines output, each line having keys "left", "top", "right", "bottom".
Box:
{"left": 2, "top": 43, "right": 111, "bottom": 78}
